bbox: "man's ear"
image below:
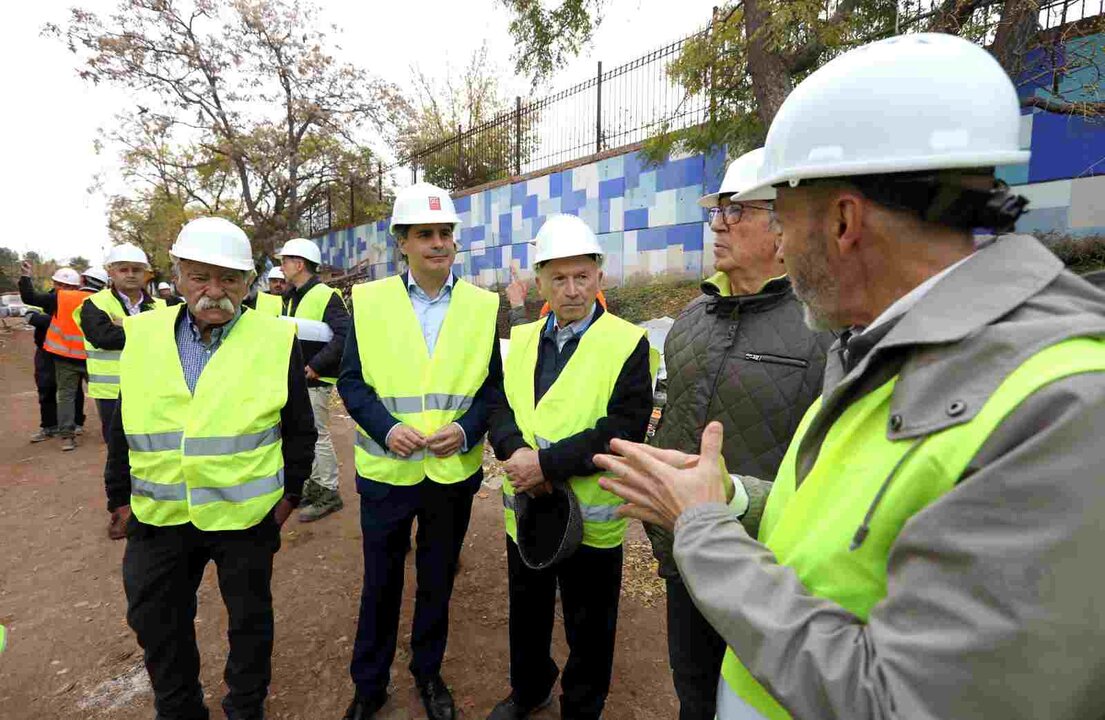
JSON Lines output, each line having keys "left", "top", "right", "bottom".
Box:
{"left": 833, "top": 190, "right": 866, "bottom": 259}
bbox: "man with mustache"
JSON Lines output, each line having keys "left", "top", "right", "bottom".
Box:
{"left": 103, "top": 217, "right": 317, "bottom": 720}
{"left": 596, "top": 34, "right": 1105, "bottom": 719}
{"left": 338, "top": 183, "right": 501, "bottom": 720}
{"left": 644, "top": 149, "right": 831, "bottom": 720}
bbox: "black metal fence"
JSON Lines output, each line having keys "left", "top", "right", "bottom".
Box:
{"left": 384, "top": 0, "right": 1100, "bottom": 195}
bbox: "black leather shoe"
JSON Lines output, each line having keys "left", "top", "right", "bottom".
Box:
{"left": 415, "top": 675, "right": 456, "bottom": 720}
{"left": 342, "top": 690, "right": 388, "bottom": 720}
{"left": 486, "top": 692, "right": 554, "bottom": 720}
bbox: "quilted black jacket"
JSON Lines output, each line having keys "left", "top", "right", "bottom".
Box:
{"left": 646, "top": 274, "right": 833, "bottom": 579}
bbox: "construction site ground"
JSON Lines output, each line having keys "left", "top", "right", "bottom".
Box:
{"left": 0, "top": 323, "right": 677, "bottom": 719}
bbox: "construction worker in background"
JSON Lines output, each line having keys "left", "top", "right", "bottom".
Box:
{"left": 103, "top": 217, "right": 317, "bottom": 720}
{"left": 157, "top": 281, "right": 185, "bottom": 306}
{"left": 250, "top": 267, "right": 287, "bottom": 316}
{"left": 644, "top": 148, "right": 832, "bottom": 720}
{"left": 76, "top": 243, "right": 167, "bottom": 453}
{"left": 337, "top": 182, "right": 501, "bottom": 720}
{"left": 81, "top": 266, "right": 110, "bottom": 292}
{"left": 596, "top": 34, "right": 1105, "bottom": 720}
{"left": 23, "top": 268, "right": 87, "bottom": 443}
{"left": 19, "top": 263, "right": 95, "bottom": 451}
{"left": 278, "top": 237, "right": 350, "bottom": 522}
{"left": 486, "top": 214, "right": 653, "bottom": 720}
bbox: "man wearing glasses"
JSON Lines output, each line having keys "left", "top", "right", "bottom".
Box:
{"left": 644, "top": 148, "right": 833, "bottom": 720}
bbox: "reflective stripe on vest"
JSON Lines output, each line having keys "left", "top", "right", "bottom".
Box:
{"left": 351, "top": 275, "right": 498, "bottom": 486}
{"left": 292, "top": 282, "right": 343, "bottom": 384}
{"left": 718, "top": 336, "right": 1105, "bottom": 719}
{"left": 75, "top": 290, "right": 166, "bottom": 399}
{"left": 120, "top": 305, "right": 295, "bottom": 531}
{"left": 502, "top": 311, "right": 646, "bottom": 549}
{"left": 44, "top": 289, "right": 92, "bottom": 360}
{"left": 502, "top": 491, "right": 619, "bottom": 523}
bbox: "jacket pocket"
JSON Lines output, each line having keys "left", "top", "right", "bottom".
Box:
{"left": 742, "top": 352, "right": 809, "bottom": 369}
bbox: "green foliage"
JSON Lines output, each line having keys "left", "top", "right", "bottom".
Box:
{"left": 499, "top": 0, "right": 606, "bottom": 86}
{"left": 68, "top": 256, "right": 90, "bottom": 272}
{"left": 0, "top": 247, "right": 19, "bottom": 293}
{"left": 1042, "top": 232, "right": 1105, "bottom": 273}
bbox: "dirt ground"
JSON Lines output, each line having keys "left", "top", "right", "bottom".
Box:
{"left": 0, "top": 323, "right": 677, "bottom": 719}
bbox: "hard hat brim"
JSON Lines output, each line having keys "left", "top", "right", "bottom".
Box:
{"left": 515, "top": 483, "right": 584, "bottom": 570}
{"left": 170, "top": 249, "right": 254, "bottom": 272}
{"left": 739, "top": 150, "right": 1032, "bottom": 202}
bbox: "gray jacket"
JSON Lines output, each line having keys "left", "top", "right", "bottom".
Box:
{"left": 674, "top": 234, "right": 1105, "bottom": 719}
{"left": 647, "top": 275, "right": 831, "bottom": 579}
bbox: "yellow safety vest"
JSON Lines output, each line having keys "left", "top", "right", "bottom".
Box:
{"left": 120, "top": 305, "right": 294, "bottom": 531}
{"left": 291, "top": 282, "right": 344, "bottom": 384}
{"left": 254, "top": 291, "right": 284, "bottom": 317}
{"left": 502, "top": 311, "right": 646, "bottom": 549}
{"left": 717, "top": 336, "right": 1105, "bottom": 719}
{"left": 74, "top": 290, "right": 166, "bottom": 399}
{"left": 351, "top": 274, "right": 499, "bottom": 486}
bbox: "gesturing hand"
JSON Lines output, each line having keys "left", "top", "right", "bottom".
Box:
{"left": 505, "top": 448, "right": 545, "bottom": 494}
{"left": 506, "top": 266, "right": 528, "bottom": 309}
{"left": 426, "top": 423, "right": 464, "bottom": 458}
{"left": 594, "top": 421, "right": 729, "bottom": 531}
{"left": 387, "top": 424, "right": 427, "bottom": 458}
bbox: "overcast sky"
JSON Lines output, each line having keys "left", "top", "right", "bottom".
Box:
{"left": 0, "top": 0, "right": 719, "bottom": 265}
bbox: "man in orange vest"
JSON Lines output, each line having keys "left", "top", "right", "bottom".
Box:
{"left": 20, "top": 261, "right": 95, "bottom": 451}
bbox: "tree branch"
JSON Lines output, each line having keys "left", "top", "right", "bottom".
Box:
{"left": 1022, "top": 95, "right": 1105, "bottom": 116}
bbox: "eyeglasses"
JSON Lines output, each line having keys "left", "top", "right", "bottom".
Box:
{"left": 708, "top": 202, "right": 776, "bottom": 226}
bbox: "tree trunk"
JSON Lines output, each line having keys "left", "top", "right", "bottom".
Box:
{"left": 991, "top": 0, "right": 1041, "bottom": 82}
{"left": 744, "top": 0, "right": 793, "bottom": 128}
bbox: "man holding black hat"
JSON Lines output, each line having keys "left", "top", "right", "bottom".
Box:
{"left": 486, "top": 213, "right": 653, "bottom": 720}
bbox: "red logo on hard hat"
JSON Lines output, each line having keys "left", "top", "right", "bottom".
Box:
{"left": 429, "top": 197, "right": 442, "bottom": 211}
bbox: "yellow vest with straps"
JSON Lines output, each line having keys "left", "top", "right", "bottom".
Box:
{"left": 502, "top": 311, "right": 646, "bottom": 549}
{"left": 351, "top": 274, "right": 498, "bottom": 486}
{"left": 717, "top": 336, "right": 1105, "bottom": 719}
{"left": 74, "top": 290, "right": 166, "bottom": 399}
{"left": 292, "top": 282, "right": 344, "bottom": 384}
{"left": 119, "top": 305, "right": 294, "bottom": 531}
{"left": 254, "top": 291, "right": 284, "bottom": 317}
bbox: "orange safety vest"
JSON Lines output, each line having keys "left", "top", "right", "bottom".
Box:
{"left": 539, "top": 289, "right": 607, "bottom": 318}
{"left": 44, "top": 289, "right": 93, "bottom": 360}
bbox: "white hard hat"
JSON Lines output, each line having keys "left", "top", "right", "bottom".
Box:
{"left": 389, "top": 182, "right": 461, "bottom": 236}
{"left": 277, "top": 238, "right": 322, "bottom": 266}
{"left": 534, "top": 214, "right": 603, "bottom": 266}
{"left": 171, "top": 217, "right": 254, "bottom": 271}
{"left": 698, "top": 148, "right": 775, "bottom": 208}
{"left": 105, "top": 242, "right": 150, "bottom": 268}
{"left": 51, "top": 268, "right": 81, "bottom": 285}
{"left": 82, "top": 267, "right": 110, "bottom": 285}
{"left": 157, "top": 282, "right": 172, "bottom": 291}
{"left": 737, "top": 33, "right": 1030, "bottom": 201}
{"left": 267, "top": 266, "right": 285, "bottom": 280}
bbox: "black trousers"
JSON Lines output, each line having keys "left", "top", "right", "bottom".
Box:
{"left": 123, "top": 514, "right": 280, "bottom": 720}
{"left": 95, "top": 398, "right": 117, "bottom": 444}
{"left": 666, "top": 578, "right": 728, "bottom": 720}
{"left": 33, "top": 348, "right": 85, "bottom": 430}
{"left": 506, "top": 538, "right": 623, "bottom": 720}
{"left": 350, "top": 474, "right": 479, "bottom": 696}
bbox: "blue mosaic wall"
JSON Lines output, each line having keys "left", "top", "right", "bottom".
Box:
{"left": 317, "top": 147, "right": 728, "bottom": 286}
{"left": 317, "top": 32, "right": 1105, "bottom": 284}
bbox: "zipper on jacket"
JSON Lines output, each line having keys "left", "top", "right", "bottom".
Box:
{"left": 743, "top": 352, "right": 810, "bottom": 369}
{"left": 849, "top": 437, "right": 928, "bottom": 551}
